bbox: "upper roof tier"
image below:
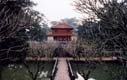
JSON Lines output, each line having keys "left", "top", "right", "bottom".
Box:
{"left": 51, "top": 23, "right": 73, "bottom": 29}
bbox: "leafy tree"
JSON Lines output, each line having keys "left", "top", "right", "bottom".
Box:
{"left": 61, "top": 17, "right": 79, "bottom": 29}
{"left": 50, "top": 17, "right": 79, "bottom": 31}
{"left": 50, "top": 21, "right": 59, "bottom": 25}
{"left": 17, "top": 11, "right": 49, "bottom": 41}
{"left": 27, "top": 22, "right": 48, "bottom": 41}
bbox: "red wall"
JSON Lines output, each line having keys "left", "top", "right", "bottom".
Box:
{"left": 52, "top": 29, "right": 72, "bottom": 34}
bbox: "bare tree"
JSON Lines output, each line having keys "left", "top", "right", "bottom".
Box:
{"left": 24, "top": 60, "right": 44, "bottom": 80}
{"left": 28, "top": 41, "right": 59, "bottom": 59}
{"left": 0, "top": 0, "right": 46, "bottom": 62}
{"left": 0, "top": 1, "right": 45, "bottom": 79}
{"left": 74, "top": 0, "right": 127, "bottom": 57}
{"left": 23, "top": 41, "right": 58, "bottom": 80}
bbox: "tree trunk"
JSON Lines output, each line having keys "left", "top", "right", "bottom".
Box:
{"left": 0, "top": 65, "right": 2, "bottom": 80}
{"left": 122, "top": 48, "right": 126, "bottom": 56}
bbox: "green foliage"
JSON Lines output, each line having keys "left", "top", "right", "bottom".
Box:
{"left": 27, "top": 23, "right": 48, "bottom": 41}
{"left": 16, "top": 22, "right": 48, "bottom": 41}
{"left": 51, "top": 17, "right": 79, "bottom": 31}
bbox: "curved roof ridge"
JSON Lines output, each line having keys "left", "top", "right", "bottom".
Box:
{"left": 51, "top": 23, "right": 73, "bottom": 29}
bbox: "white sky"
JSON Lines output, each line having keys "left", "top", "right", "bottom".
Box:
{"left": 32, "top": 0, "right": 81, "bottom": 21}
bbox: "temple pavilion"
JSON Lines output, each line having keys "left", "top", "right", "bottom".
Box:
{"left": 47, "top": 23, "right": 77, "bottom": 42}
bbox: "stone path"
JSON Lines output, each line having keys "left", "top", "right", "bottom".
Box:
{"left": 54, "top": 58, "right": 71, "bottom": 80}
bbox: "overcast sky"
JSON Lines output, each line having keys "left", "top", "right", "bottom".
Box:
{"left": 32, "top": 0, "right": 81, "bottom": 22}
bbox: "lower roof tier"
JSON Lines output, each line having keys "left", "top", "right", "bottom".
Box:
{"left": 47, "top": 32, "right": 77, "bottom": 36}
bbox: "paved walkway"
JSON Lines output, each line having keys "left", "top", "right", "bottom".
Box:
{"left": 54, "top": 58, "right": 70, "bottom": 80}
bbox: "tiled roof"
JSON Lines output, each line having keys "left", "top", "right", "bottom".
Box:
{"left": 47, "top": 32, "right": 76, "bottom": 36}
{"left": 51, "top": 23, "right": 73, "bottom": 29}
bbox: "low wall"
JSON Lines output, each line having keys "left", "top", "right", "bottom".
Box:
{"left": 67, "top": 60, "right": 75, "bottom": 80}
{"left": 50, "top": 59, "right": 58, "bottom": 80}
